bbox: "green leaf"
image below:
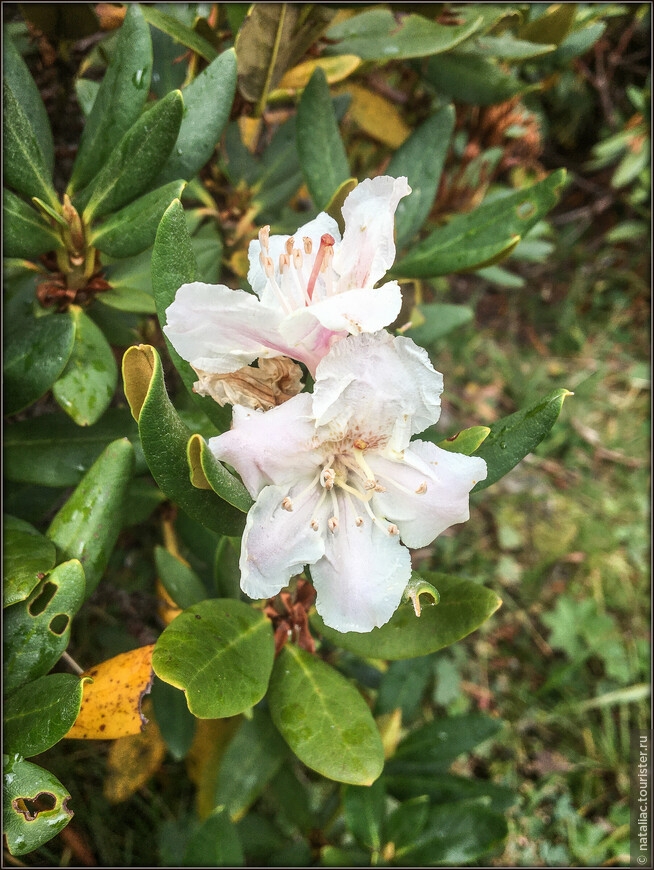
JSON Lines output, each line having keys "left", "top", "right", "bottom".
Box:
{"left": 82, "top": 89, "right": 184, "bottom": 221}
{"left": 74, "top": 78, "right": 100, "bottom": 118}
{"left": 383, "top": 796, "right": 429, "bottom": 852}
{"left": 268, "top": 645, "right": 384, "bottom": 785}
{"left": 296, "top": 68, "right": 350, "bottom": 210}
{"left": 519, "top": 2, "right": 577, "bottom": 45}
{"left": 4, "top": 673, "right": 87, "bottom": 757}
{"left": 405, "top": 302, "right": 474, "bottom": 345}
{"left": 324, "top": 9, "right": 483, "bottom": 60}
{"left": 52, "top": 307, "right": 117, "bottom": 426}
{"left": 3, "top": 756, "right": 73, "bottom": 857}
{"left": 152, "top": 598, "right": 275, "bottom": 718}
{"left": 139, "top": 5, "right": 218, "bottom": 62}
{"left": 182, "top": 807, "right": 244, "bottom": 867}
{"left": 427, "top": 425, "right": 491, "bottom": 455}
{"left": 389, "top": 714, "right": 503, "bottom": 772}
{"left": 2, "top": 78, "right": 58, "bottom": 209}
{"left": 456, "top": 33, "right": 556, "bottom": 60}
{"left": 3, "top": 28, "right": 54, "bottom": 173}
{"left": 424, "top": 53, "right": 535, "bottom": 106}
{"left": 3, "top": 560, "right": 85, "bottom": 694}
{"left": 549, "top": 22, "right": 606, "bottom": 65}
{"left": 393, "top": 171, "right": 566, "bottom": 278}
{"left": 187, "top": 434, "right": 253, "bottom": 513}
{"left": 121, "top": 345, "right": 243, "bottom": 535}
{"left": 3, "top": 515, "right": 57, "bottom": 608}
{"left": 68, "top": 4, "right": 152, "bottom": 193}
{"left": 3, "top": 189, "right": 62, "bottom": 259}
{"left": 154, "top": 49, "right": 237, "bottom": 186}
{"left": 90, "top": 180, "right": 186, "bottom": 258}
{"left": 3, "top": 408, "right": 146, "bottom": 488}
{"left": 151, "top": 198, "right": 232, "bottom": 431}
{"left": 375, "top": 657, "right": 433, "bottom": 720}
{"left": 312, "top": 572, "right": 502, "bottom": 660}
{"left": 96, "top": 284, "right": 157, "bottom": 314}
{"left": 319, "top": 846, "right": 370, "bottom": 867}
{"left": 343, "top": 778, "right": 386, "bottom": 851}
{"left": 4, "top": 312, "right": 75, "bottom": 416}
{"left": 151, "top": 677, "right": 196, "bottom": 761}
{"left": 190, "top": 220, "right": 224, "bottom": 284}
{"left": 385, "top": 771, "right": 515, "bottom": 813}
{"left": 214, "top": 707, "right": 288, "bottom": 821}
{"left": 46, "top": 439, "right": 134, "bottom": 597}
{"left": 154, "top": 545, "right": 207, "bottom": 610}
{"left": 387, "top": 106, "right": 455, "bottom": 248}
{"left": 472, "top": 388, "right": 572, "bottom": 492}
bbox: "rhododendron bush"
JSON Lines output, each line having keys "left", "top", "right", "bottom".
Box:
{"left": 4, "top": 2, "right": 602, "bottom": 863}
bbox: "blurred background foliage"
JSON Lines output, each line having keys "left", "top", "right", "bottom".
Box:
{"left": 3, "top": 1, "right": 650, "bottom": 866}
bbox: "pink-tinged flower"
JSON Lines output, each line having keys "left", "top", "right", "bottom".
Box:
{"left": 208, "top": 331, "right": 487, "bottom": 634}
{"left": 163, "top": 176, "right": 411, "bottom": 384}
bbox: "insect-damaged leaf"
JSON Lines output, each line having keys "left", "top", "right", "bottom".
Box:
{"left": 3, "top": 515, "right": 57, "bottom": 608}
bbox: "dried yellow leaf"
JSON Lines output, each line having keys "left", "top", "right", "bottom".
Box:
{"left": 337, "top": 83, "right": 410, "bottom": 148}
{"left": 103, "top": 700, "right": 167, "bottom": 803}
{"left": 156, "top": 577, "right": 182, "bottom": 626}
{"left": 186, "top": 717, "right": 240, "bottom": 819}
{"left": 238, "top": 116, "right": 263, "bottom": 153}
{"left": 276, "top": 55, "right": 361, "bottom": 92}
{"left": 65, "top": 644, "right": 155, "bottom": 739}
{"left": 376, "top": 708, "right": 403, "bottom": 759}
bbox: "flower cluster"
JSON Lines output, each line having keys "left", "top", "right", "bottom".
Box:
{"left": 165, "top": 177, "right": 487, "bottom": 633}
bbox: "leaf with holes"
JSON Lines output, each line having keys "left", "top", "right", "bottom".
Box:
{"left": 312, "top": 573, "right": 501, "bottom": 660}
{"left": 392, "top": 170, "right": 566, "bottom": 278}
{"left": 3, "top": 189, "right": 62, "bottom": 259}
{"left": 3, "top": 559, "right": 85, "bottom": 694}
{"left": 268, "top": 645, "right": 384, "bottom": 785}
{"left": 3, "top": 756, "right": 73, "bottom": 857}
{"left": 152, "top": 599, "right": 275, "bottom": 718}
{"left": 46, "top": 438, "right": 134, "bottom": 597}
{"left": 66, "top": 645, "right": 155, "bottom": 739}
{"left": 4, "top": 673, "right": 88, "bottom": 757}
{"left": 3, "top": 515, "right": 57, "bottom": 608}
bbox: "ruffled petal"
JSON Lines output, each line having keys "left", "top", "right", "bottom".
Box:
{"left": 239, "top": 480, "right": 327, "bottom": 601}
{"left": 311, "top": 491, "right": 412, "bottom": 633}
{"left": 312, "top": 331, "right": 443, "bottom": 450}
{"left": 368, "top": 440, "right": 487, "bottom": 548}
{"left": 208, "top": 393, "right": 322, "bottom": 497}
{"left": 163, "top": 282, "right": 290, "bottom": 374}
{"left": 335, "top": 176, "right": 411, "bottom": 291}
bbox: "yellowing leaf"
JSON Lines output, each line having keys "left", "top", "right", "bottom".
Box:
{"left": 376, "top": 708, "right": 403, "bottom": 759}
{"left": 238, "top": 116, "right": 263, "bottom": 154}
{"left": 276, "top": 54, "right": 361, "bottom": 91}
{"left": 337, "top": 83, "right": 410, "bottom": 148}
{"left": 103, "top": 700, "right": 167, "bottom": 803}
{"left": 186, "top": 717, "right": 240, "bottom": 819}
{"left": 66, "top": 645, "right": 155, "bottom": 739}
{"left": 157, "top": 578, "right": 182, "bottom": 626}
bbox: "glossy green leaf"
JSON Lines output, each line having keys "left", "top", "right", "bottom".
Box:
{"left": 68, "top": 4, "right": 152, "bottom": 193}
{"left": 182, "top": 807, "right": 244, "bottom": 867}
{"left": 3, "top": 756, "right": 73, "bottom": 857}
{"left": 383, "top": 796, "right": 429, "bottom": 852}
{"left": 456, "top": 33, "right": 556, "bottom": 60}
{"left": 297, "top": 68, "right": 350, "bottom": 210}
{"left": 190, "top": 220, "right": 223, "bottom": 284}
{"left": 343, "top": 778, "right": 386, "bottom": 851}
{"left": 4, "top": 311, "right": 75, "bottom": 416}
{"left": 387, "top": 106, "right": 455, "bottom": 248}
{"left": 151, "top": 677, "right": 196, "bottom": 761}
{"left": 151, "top": 198, "right": 232, "bottom": 432}
{"left": 432, "top": 425, "right": 491, "bottom": 455}
{"left": 392, "top": 170, "right": 566, "bottom": 278}
{"left": 472, "top": 388, "right": 572, "bottom": 492}
{"left": 122, "top": 344, "right": 243, "bottom": 534}
{"left": 4, "top": 408, "right": 145, "bottom": 488}
{"left": 82, "top": 89, "right": 184, "bottom": 220}
{"left": 74, "top": 78, "right": 100, "bottom": 118}
{"left": 3, "top": 27, "right": 55, "bottom": 173}
{"left": 46, "top": 439, "right": 134, "bottom": 597}
{"left": 139, "top": 5, "right": 218, "bottom": 62}
{"left": 424, "top": 53, "right": 535, "bottom": 106}
{"left": 3, "top": 515, "right": 57, "bottom": 608}
{"left": 91, "top": 180, "right": 186, "bottom": 258}
{"left": 4, "top": 673, "right": 87, "bottom": 757}
{"left": 154, "top": 49, "right": 237, "bottom": 186}
{"left": 152, "top": 598, "right": 275, "bottom": 718}
{"left": 550, "top": 22, "right": 606, "bottom": 65}
{"left": 154, "top": 545, "right": 207, "bottom": 610}
{"left": 215, "top": 707, "right": 288, "bottom": 821}
{"left": 268, "top": 645, "right": 384, "bottom": 785}
{"left": 324, "top": 9, "right": 483, "bottom": 60}
{"left": 3, "top": 189, "right": 62, "bottom": 259}
{"left": 96, "top": 284, "right": 157, "bottom": 314}
{"left": 2, "top": 78, "right": 58, "bottom": 209}
{"left": 3, "top": 559, "right": 85, "bottom": 694}
{"left": 187, "top": 434, "right": 253, "bottom": 513}
{"left": 52, "top": 307, "right": 117, "bottom": 426}
{"left": 312, "top": 572, "right": 502, "bottom": 660}
{"left": 406, "top": 302, "right": 474, "bottom": 345}
{"left": 389, "top": 714, "right": 503, "bottom": 772}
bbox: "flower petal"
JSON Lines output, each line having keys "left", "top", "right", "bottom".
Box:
{"left": 239, "top": 480, "right": 327, "bottom": 601}
{"left": 312, "top": 331, "right": 443, "bottom": 450}
{"left": 164, "top": 282, "right": 290, "bottom": 374}
{"left": 368, "top": 440, "right": 487, "bottom": 548}
{"left": 311, "top": 492, "right": 412, "bottom": 633}
{"left": 208, "top": 393, "right": 322, "bottom": 497}
{"left": 335, "top": 176, "right": 411, "bottom": 291}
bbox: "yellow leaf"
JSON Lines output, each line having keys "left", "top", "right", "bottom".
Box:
{"left": 65, "top": 645, "right": 155, "bottom": 739}
{"left": 377, "top": 708, "right": 403, "bottom": 759}
{"left": 337, "top": 83, "right": 410, "bottom": 148}
{"left": 186, "top": 717, "right": 240, "bottom": 819}
{"left": 276, "top": 54, "right": 361, "bottom": 91}
{"left": 238, "top": 116, "right": 263, "bottom": 154}
{"left": 156, "top": 578, "right": 182, "bottom": 626}
{"left": 103, "top": 700, "right": 167, "bottom": 803}
{"left": 227, "top": 249, "right": 250, "bottom": 279}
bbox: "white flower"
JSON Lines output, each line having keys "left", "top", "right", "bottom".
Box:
{"left": 163, "top": 176, "right": 411, "bottom": 380}
{"left": 208, "top": 331, "right": 487, "bottom": 634}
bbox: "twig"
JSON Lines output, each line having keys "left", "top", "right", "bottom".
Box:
{"left": 61, "top": 650, "right": 84, "bottom": 675}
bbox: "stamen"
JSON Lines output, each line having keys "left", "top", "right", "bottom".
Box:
{"left": 306, "top": 233, "right": 335, "bottom": 301}
{"left": 282, "top": 497, "right": 293, "bottom": 511}
{"left": 356, "top": 517, "right": 364, "bottom": 527}
{"left": 291, "top": 248, "right": 311, "bottom": 306}
{"left": 262, "top": 255, "right": 292, "bottom": 314}
{"left": 303, "top": 237, "right": 312, "bottom": 254}
{"left": 388, "top": 524, "right": 399, "bottom": 536}
{"left": 259, "top": 225, "right": 270, "bottom": 251}
{"left": 279, "top": 252, "right": 290, "bottom": 272}
{"left": 285, "top": 236, "right": 294, "bottom": 255}
{"left": 310, "top": 520, "right": 319, "bottom": 531}
{"left": 328, "top": 517, "right": 338, "bottom": 533}
{"left": 374, "top": 483, "right": 387, "bottom": 493}
{"left": 415, "top": 482, "right": 428, "bottom": 494}
{"left": 320, "top": 467, "right": 336, "bottom": 490}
